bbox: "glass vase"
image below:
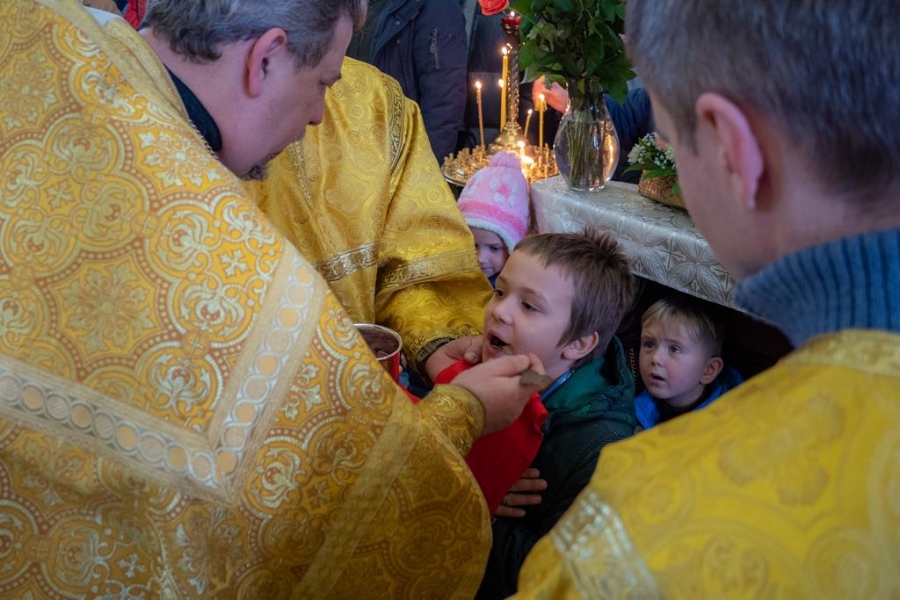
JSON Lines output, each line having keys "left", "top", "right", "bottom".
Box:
{"left": 554, "top": 79, "right": 619, "bottom": 192}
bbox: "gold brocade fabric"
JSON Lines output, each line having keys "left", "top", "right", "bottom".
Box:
{"left": 244, "top": 59, "right": 492, "bottom": 370}
{"left": 515, "top": 329, "right": 900, "bottom": 598}
{"left": 0, "top": 2, "right": 491, "bottom": 597}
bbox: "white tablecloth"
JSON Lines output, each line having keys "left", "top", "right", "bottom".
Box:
{"left": 531, "top": 177, "right": 738, "bottom": 308}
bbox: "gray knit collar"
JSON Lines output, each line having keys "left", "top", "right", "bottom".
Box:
{"left": 735, "top": 229, "right": 900, "bottom": 348}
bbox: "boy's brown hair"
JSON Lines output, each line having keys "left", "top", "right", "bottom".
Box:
{"left": 641, "top": 295, "right": 725, "bottom": 357}
{"left": 515, "top": 228, "right": 636, "bottom": 360}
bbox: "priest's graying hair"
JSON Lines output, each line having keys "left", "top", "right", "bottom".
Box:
{"left": 144, "top": 0, "right": 367, "bottom": 68}
{"left": 626, "top": 0, "right": 900, "bottom": 201}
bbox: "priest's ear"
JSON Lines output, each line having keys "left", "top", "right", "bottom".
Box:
{"left": 695, "top": 92, "right": 764, "bottom": 210}
{"left": 245, "top": 28, "right": 289, "bottom": 99}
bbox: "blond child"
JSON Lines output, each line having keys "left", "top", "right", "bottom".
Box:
{"left": 636, "top": 295, "right": 743, "bottom": 429}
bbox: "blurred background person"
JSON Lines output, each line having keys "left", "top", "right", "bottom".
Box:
{"left": 347, "top": 0, "right": 468, "bottom": 162}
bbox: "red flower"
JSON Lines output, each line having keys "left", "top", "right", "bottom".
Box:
{"left": 479, "top": 0, "right": 509, "bottom": 17}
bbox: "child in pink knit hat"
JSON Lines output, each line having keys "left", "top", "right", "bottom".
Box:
{"left": 458, "top": 152, "right": 530, "bottom": 285}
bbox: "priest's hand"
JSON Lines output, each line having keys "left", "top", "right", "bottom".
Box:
{"left": 452, "top": 353, "right": 548, "bottom": 435}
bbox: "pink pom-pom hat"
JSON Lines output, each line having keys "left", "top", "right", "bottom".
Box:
{"left": 458, "top": 152, "right": 530, "bottom": 252}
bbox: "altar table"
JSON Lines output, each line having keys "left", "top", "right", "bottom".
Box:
{"left": 530, "top": 177, "right": 738, "bottom": 309}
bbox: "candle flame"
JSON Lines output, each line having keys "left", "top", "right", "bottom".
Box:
{"left": 502, "top": 46, "right": 509, "bottom": 56}
{"left": 527, "top": 108, "right": 533, "bottom": 116}
{"left": 499, "top": 79, "right": 505, "bottom": 88}
{"left": 475, "top": 80, "right": 482, "bottom": 90}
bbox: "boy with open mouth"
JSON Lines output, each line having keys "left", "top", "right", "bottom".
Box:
{"left": 436, "top": 228, "right": 639, "bottom": 599}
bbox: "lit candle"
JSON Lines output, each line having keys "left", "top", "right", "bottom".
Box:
{"left": 500, "top": 46, "right": 509, "bottom": 126}
{"left": 517, "top": 140, "right": 533, "bottom": 180}
{"left": 538, "top": 93, "right": 546, "bottom": 150}
{"left": 524, "top": 108, "right": 533, "bottom": 141}
{"left": 498, "top": 78, "right": 506, "bottom": 130}
{"left": 475, "top": 81, "right": 485, "bottom": 150}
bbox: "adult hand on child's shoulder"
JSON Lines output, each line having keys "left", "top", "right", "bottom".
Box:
{"left": 452, "top": 353, "right": 548, "bottom": 436}
{"left": 425, "top": 335, "right": 483, "bottom": 383}
{"left": 495, "top": 468, "right": 547, "bottom": 518}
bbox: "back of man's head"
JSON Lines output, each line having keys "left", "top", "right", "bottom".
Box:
{"left": 626, "top": 1, "right": 900, "bottom": 203}
{"left": 144, "top": 0, "right": 367, "bottom": 68}
{"left": 515, "top": 228, "right": 635, "bottom": 359}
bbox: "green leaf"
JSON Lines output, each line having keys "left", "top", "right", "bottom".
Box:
{"left": 605, "top": 78, "right": 628, "bottom": 104}
{"left": 624, "top": 161, "right": 658, "bottom": 173}
{"left": 553, "top": 0, "right": 575, "bottom": 11}
{"left": 643, "top": 168, "right": 678, "bottom": 179}
{"left": 511, "top": 0, "right": 532, "bottom": 13}
{"left": 519, "top": 42, "right": 535, "bottom": 66}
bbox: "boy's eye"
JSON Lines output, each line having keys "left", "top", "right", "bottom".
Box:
{"left": 489, "top": 245, "right": 503, "bottom": 252}
{"left": 669, "top": 345, "right": 682, "bottom": 354}
{"left": 522, "top": 302, "right": 537, "bottom": 312}
{"left": 493, "top": 288, "right": 505, "bottom": 298}
{"left": 641, "top": 340, "right": 654, "bottom": 349}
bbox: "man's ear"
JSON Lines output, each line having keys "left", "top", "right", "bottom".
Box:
{"left": 695, "top": 92, "right": 763, "bottom": 210}
{"left": 245, "top": 28, "right": 289, "bottom": 98}
{"left": 700, "top": 356, "right": 724, "bottom": 385}
{"left": 561, "top": 331, "right": 599, "bottom": 362}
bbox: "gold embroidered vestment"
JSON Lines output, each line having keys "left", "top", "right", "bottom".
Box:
{"left": 514, "top": 330, "right": 900, "bottom": 598}
{"left": 0, "top": 2, "right": 492, "bottom": 597}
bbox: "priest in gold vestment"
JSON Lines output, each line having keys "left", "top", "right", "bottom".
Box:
{"left": 513, "top": 0, "right": 900, "bottom": 597}
{"left": 246, "top": 59, "right": 493, "bottom": 379}
{"left": 0, "top": 1, "right": 545, "bottom": 597}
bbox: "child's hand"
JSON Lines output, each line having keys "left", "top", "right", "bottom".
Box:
{"left": 424, "top": 335, "right": 483, "bottom": 382}
{"left": 495, "top": 468, "right": 547, "bottom": 518}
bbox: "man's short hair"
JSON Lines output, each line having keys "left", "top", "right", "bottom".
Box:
{"left": 515, "top": 228, "right": 635, "bottom": 361}
{"left": 641, "top": 295, "right": 724, "bottom": 358}
{"left": 626, "top": 0, "right": 900, "bottom": 202}
{"left": 144, "top": 0, "right": 367, "bottom": 68}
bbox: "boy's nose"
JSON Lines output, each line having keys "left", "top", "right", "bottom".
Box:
{"left": 490, "top": 297, "right": 513, "bottom": 324}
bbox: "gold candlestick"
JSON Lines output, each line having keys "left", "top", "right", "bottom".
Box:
{"left": 489, "top": 11, "right": 524, "bottom": 153}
